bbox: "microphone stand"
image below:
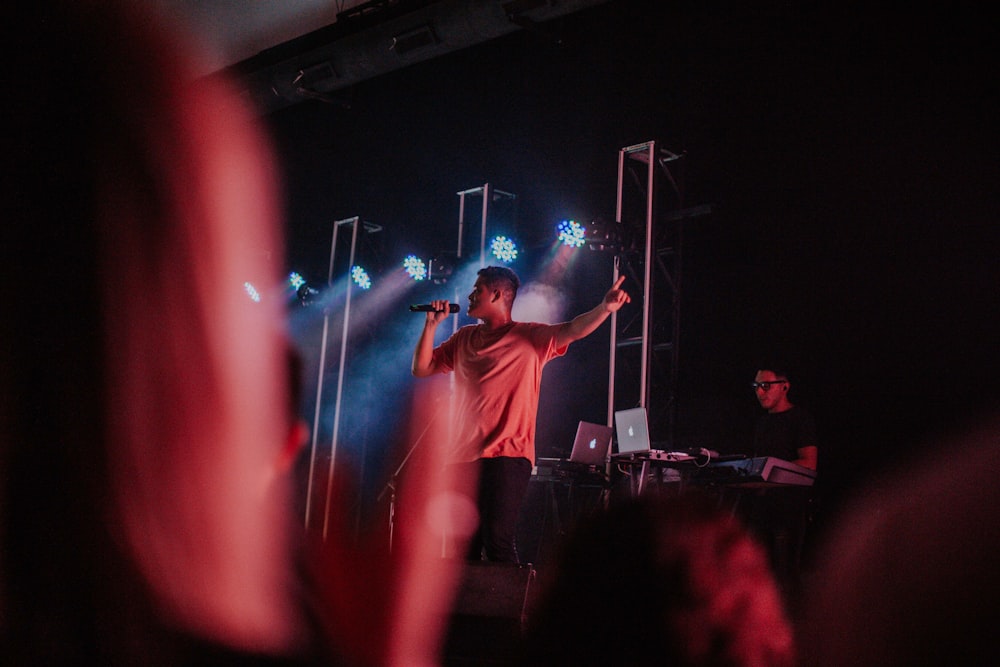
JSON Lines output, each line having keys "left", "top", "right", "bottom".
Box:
{"left": 377, "top": 406, "right": 441, "bottom": 553}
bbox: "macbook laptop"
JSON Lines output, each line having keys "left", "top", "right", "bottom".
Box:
{"left": 567, "top": 420, "right": 613, "bottom": 466}
{"left": 614, "top": 407, "right": 652, "bottom": 454}
{"left": 613, "top": 407, "right": 695, "bottom": 461}
{"left": 533, "top": 420, "right": 613, "bottom": 480}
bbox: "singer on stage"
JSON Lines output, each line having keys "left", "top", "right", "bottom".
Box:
{"left": 411, "top": 266, "right": 630, "bottom": 562}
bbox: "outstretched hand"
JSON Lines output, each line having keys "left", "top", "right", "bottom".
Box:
{"left": 603, "top": 275, "right": 631, "bottom": 313}
{"left": 554, "top": 275, "right": 631, "bottom": 347}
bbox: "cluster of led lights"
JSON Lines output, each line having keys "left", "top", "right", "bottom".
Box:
{"left": 490, "top": 235, "right": 519, "bottom": 263}
{"left": 274, "top": 221, "right": 594, "bottom": 296}
{"left": 401, "top": 235, "right": 520, "bottom": 283}
{"left": 403, "top": 254, "right": 427, "bottom": 281}
{"left": 243, "top": 282, "right": 261, "bottom": 302}
{"left": 351, "top": 265, "right": 372, "bottom": 290}
{"left": 271, "top": 269, "right": 369, "bottom": 305}
{"left": 556, "top": 219, "right": 586, "bottom": 248}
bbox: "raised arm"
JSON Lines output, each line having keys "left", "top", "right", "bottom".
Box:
{"left": 555, "top": 275, "right": 630, "bottom": 349}
{"left": 411, "top": 299, "right": 451, "bottom": 377}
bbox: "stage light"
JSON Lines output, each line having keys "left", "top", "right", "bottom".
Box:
{"left": 243, "top": 282, "right": 261, "bottom": 303}
{"left": 490, "top": 235, "right": 519, "bottom": 264}
{"left": 297, "top": 285, "right": 319, "bottom": 306}
{"left": 556, "top": 219, "right": 586, "bottom": 248}
{"left": 428, "top": 252, "right": 456, "bottom": 284}
{"left": 287, "top": 271, "right": 318, "bottom": 306}
{"left": 403, "top": 255, "right": 427, "bottom": 281}
{"left": 351, "top": 265, "right": 372, "bottom": 290}
{"left": 585, "top": 218, "right": 623, "bottom": 252}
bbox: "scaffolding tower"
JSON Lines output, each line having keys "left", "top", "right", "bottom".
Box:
{"left": 609, "top": 140, "right": 708, "bottom": 447}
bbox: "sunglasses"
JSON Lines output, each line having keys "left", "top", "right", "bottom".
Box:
{"left": 751, "top": 380, "right": 787, "bottom": 391}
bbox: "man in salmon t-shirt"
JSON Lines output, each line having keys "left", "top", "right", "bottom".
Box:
{"left": 412, "top": 266, "right": 630, "bottom": 562}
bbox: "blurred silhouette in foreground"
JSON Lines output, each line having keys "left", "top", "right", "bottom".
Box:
{"left": 1, "top": 2, "right": 466, "bottom": 665}
{"left": 799, "top": 411, "right": 1000, "bottom": 666}
{"left": 0, "top": 1, "right": 307, "bottom": 662}
{"left": 516, "top": 492, "right": 796, "bottom": 666}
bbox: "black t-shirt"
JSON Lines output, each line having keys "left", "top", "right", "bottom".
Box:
{"left": 752, "top": 406, "right": 818, "bottom": 462}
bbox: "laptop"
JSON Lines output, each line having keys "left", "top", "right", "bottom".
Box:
{"left": 533, "top": 421, "right": 612, "bottom": 479}
{"left": 613, "top": 407, "right": 695, "bottom": 462}
{"left": 567, "top": 420, "right": 613, "bottom": 466}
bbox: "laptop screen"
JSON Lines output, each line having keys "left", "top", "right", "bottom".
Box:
{"left": 568, "top": 421, "right": 613, "bottom": 465}
{"left": 614, "top": 407, "right": 651, "bottom": 454}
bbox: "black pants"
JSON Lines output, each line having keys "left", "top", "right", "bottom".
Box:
{"left": 738, "top": 488, "right": 811, "bottom": 596}
{"left": 454, "top": 457, "right": 532, "bottom": 563}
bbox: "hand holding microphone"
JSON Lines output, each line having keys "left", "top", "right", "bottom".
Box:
{"left": 409, "top": 303, "right": 460, "bottom": 313}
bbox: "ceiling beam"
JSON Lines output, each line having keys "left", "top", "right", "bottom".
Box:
{"left": 220, "top": 0, "right": 611, "bottom": 114}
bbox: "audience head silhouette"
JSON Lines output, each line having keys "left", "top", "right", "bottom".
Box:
{"left": 519, "top": 492, "right": 796, "bottom": 666}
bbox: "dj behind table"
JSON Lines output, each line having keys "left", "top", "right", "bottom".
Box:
{"left": 527, "top": 412, "right": 816, "bottom": 573}
{"left": 602, "top": 415, "right": 817, "bottom": 600}
{"left": 607, "top": 407, "right": 816, "bottom": 490}
{"left": 532, "top": 411, "right": 816, "bottom": 496}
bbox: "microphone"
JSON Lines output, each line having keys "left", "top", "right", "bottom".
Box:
{"left": 409, "top": 303, "right": 460, "bottom": 313}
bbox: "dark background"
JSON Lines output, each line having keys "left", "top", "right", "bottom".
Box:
{"left": 260, "top": 1, "right": 999, "bottom": 544}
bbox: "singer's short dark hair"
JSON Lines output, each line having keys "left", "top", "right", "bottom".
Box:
{"left": 478, "top": 266, "right": 520, "bottom": 301}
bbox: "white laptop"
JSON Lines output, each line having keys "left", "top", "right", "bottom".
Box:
{"left": 613, "top": 407, "right": 694, "bottom": 461}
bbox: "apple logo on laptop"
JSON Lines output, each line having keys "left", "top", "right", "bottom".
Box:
{"left": 628, "top": 426, "right": 634, "bottom": 437}
{"left": 588, "top": 438, "right": 596, "bottom": 450}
